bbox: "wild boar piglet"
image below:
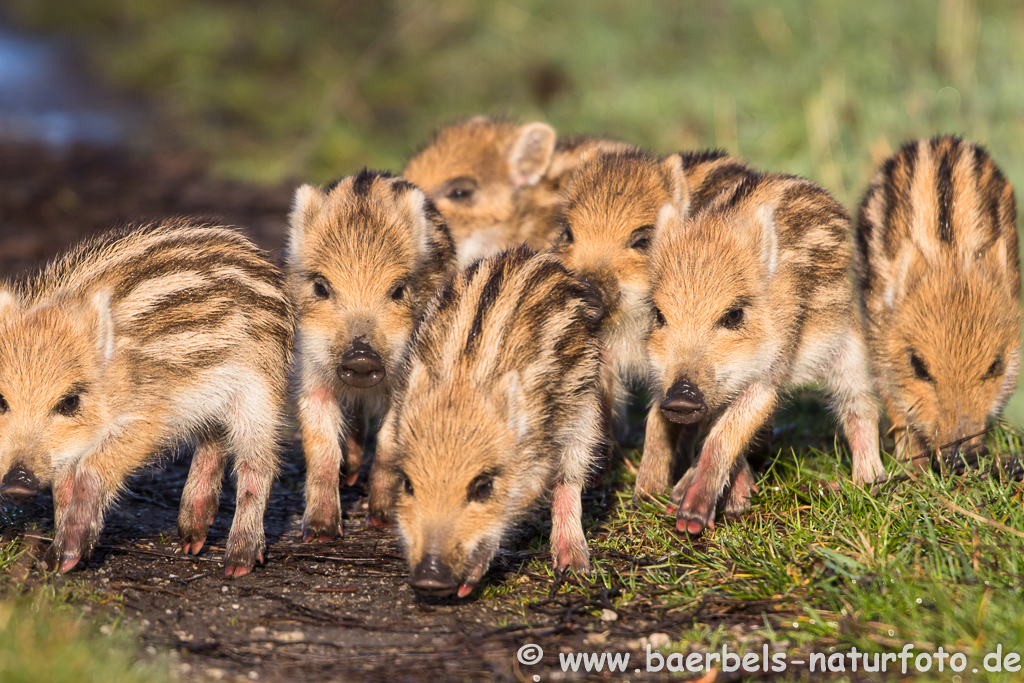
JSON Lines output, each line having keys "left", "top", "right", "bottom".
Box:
{"left": 856, "top": 135, "right": 1021, "bottom": 466}
{"left": 0, "top": 221, "right": 294, "bottom": 576}
{"left": 378, "top": 247, "right": 605, "bottom": 598}
{"left": 645, "top": 174, "right": 885, "bottom": 535}
{"left": 286, "top": 170, "right": 456, "bottom": 539}
{"left": 403, "top": 116, "right": 632, "bottom": 265}
{"left": 553, "top": 149, "right": 757, "bottom": 445}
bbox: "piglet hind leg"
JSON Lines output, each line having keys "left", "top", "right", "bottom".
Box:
{"left": 178, "top": 433, "right": 228, "bottom": 556}
{"left": 223, "top": 390, "right": 281, "bottom": 577}
{"left": 45, "top": 428, "right": 162, "bottom": 573}
{"left": 297, "top": 386, "right": 346, "bottom": 542}
{"left": 670, "top": 382, "right": 776, "bottom": 536}
{"left": 343, "top": 406, "right": 366, "bottom": 487}
{"left": 366, "top": 414, "right": 399, "bottom": 527}
{"left": 720, "top": 457, "right": 758, "bottom": 518}
{"left": 827, "top": 333, "right": 886, "bottom": 486}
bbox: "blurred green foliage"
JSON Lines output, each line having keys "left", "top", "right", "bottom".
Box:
{"left": 9, "top": 0, "right": 1024, "bottom": 418}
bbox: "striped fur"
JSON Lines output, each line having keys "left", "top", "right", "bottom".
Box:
{"left": 552, "top": 148, "right": 757, "bottom": 437}
{"left": 643, "top": 173, "right": 884, "bottom": 534}
{"left": 856, "top": 136, "right": 1021, "bottom": 462}
{"left": 286, "top": 170, "right": 456, "bottom": 541}
{"left": 0, "top": 220, "right": 294, "bottom": 575}
{"left": 376, "top": 247, "right": 604, "bottom": 597}
{"left": 403, "top": 116, "right": 633, "bottom": 266}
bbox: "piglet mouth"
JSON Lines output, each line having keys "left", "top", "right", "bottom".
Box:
{"left": 0, "top": 466, "right": 40, "bottom": 499}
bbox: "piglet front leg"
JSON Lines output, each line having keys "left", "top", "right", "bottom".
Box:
{"left": 549, "top": 480, "right": 589, "bottom": 572}
{"left": 671, "top": 382, "right": 776, "bottom": 536}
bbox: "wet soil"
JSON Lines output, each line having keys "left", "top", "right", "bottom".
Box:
{"left": 1, "top": 142, "right": 788, "bottom": 683}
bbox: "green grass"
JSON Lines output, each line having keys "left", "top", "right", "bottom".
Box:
{"left": 490, "top": 426, "right": 1024, "bottom": 680}
{"left": 0, "top": 526, "right": 166, "bottom": 683}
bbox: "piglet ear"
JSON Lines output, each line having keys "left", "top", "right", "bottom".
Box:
{"left": 660, "top": 154, "right": 691, "bottom": 219}
{"left": 653, "top": 202, "right": 687, "bottom": 248}
{"left": 87, "top": 290, "right": 115, "bottom": 367}
{"left": 508, "top": 122, "right": 556, "bottom": 188}
{"left": 0, "top": 287, "right": 19, "bottom": 318}
{"left": 754, "top": 204, "right": 779, "bottom": 278}
{"left": 287, "top": 184, "right": 324, "bottom": 256}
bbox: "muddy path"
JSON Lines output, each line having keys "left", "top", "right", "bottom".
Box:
{"left": 2, "top": 143, "right": 782, "bottom": 683}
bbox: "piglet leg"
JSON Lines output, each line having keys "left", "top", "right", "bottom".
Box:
{"left": 367, "top": 411, "right": 398, "bottom": 527}
{"left": 634, "top": 401, "right": 681, "bottom": 503}
{"left": 343, "top": 403, "right": 366, "bottom": 487}
{"left": 297, "top": 384, "right": 346, "bottom": 542}
{"left": 223, "top": 387, "right": 282, "bottom": 577}
{"left": 45, "top": 427, "right": 162, "bottom": 573}
{"left": 826, "top": 332, "right": 886, "bottom": 485}
{"left": 671, "top": 381, "right": 776, "bottom": 536}
{"left": 178, "top": 434, "right": 227, "bottom": 555}
{"left": 550, "top": 481, "right": 589, "bottom": 572}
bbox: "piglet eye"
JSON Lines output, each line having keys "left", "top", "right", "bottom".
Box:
{"left": 910, "top": 353, "right": 932, "bottom": 383}
{"left": 0, "top": 394, "right": 8, "bottom": 414}
{"left": 467, "top": 473, "right": 494, "bottom": 503}
{"left": 312, "top": 278, "right": 330, "bottom": 300}
{"left": 562, "top": 225, "right": 574, "bottom": 245}
{"left": 652, "top": 307, "right": 666, "bottom": 327}
{"left": 983, "top": 356, "right": 1004, "bottom": 381}
{"left": 391, "top": 284, "right": 407, "bottom": 301}
{"left": 719, "top": 307, "right": 744, "bottom": 329}
{"left": 448, "top": 187, "right": 472, "bottom": 201}
{"left": 55, "top": 394, "right": 80, "bottom": 416}
{"left": 402, "top": 473, "right": 414, "bottom": 497}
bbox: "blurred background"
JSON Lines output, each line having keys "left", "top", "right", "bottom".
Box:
{"left": 2, "top": 0, "right": 1024, "bottom": 419}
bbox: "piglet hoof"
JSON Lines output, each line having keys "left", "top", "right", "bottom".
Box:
{"left": 43, "top": 535, "right": 85, "bottom": 574}
{"left": 366, "top": 514, "right": 394, "bottom": 529}
{"left": 670, "top": 472, "right": 717, "bottom": 537}
{"left": 300, "top": 509, "right": 342, "bottom": 543}
{"left": 300, "top": 522, "right": 341, "bottom": 543}
{"left": 179, "top": 537, "right": 207, "bottom": 556}
{"left": 721, "top": 483, "right": 757, "bottom": 518}
{"left": 552, "top": 544, "right": 590, "bottom": 574}
{"left": 224, "top": 539, "right": 265, "bottom": 577}
{"left": 178, "top": 521, "right": 211, "bottom": 556}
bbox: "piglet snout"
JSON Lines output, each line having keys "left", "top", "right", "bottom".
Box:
{"left": 661, "top": 380, "right": 707, "bottom": 424}
{"left": 410, "top": 554, "right": 457, "bottom": 596}
{"left": 337, "top": 341, "right": 385, "bottom": 388}
{"left": 0, "top": 466, "right": 39, "bottom": 499}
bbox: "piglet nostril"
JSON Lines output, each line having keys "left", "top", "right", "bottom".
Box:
{"left": 660, "top": 380, "right": 707, "bottom": 424}
{"left": 410, "top": 554, "right": 458, "bottom": 596}
{"left": 0, "top": 466, "right": 40, "bottom": 499}
{"left": 337, "top": 341, "right": 385, "bottom": 388}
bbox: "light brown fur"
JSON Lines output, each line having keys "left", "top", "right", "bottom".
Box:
{"left": 377, "top": 248, "right": 604, "bottom": 597}
{"left": 553, "top": 149, "right": 758, "bottom": 444}
{"left": 645, "top": 174, "right": 884, "bottom": 535}
{"left": 856, "top": 136, "right": 1021, "bottom": 464}
{"left": 402, "top": 116, "right": 632, "bottom": 266}
{"left": 0, "top": 221, "right": 294, "bottom": 576}
{"left": 286, "top": 170, "right": 455, "bottom": 541}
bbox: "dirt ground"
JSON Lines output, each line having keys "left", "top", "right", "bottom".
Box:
{"left": 1, "top": 142, "right": 787, "bottom": 683}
